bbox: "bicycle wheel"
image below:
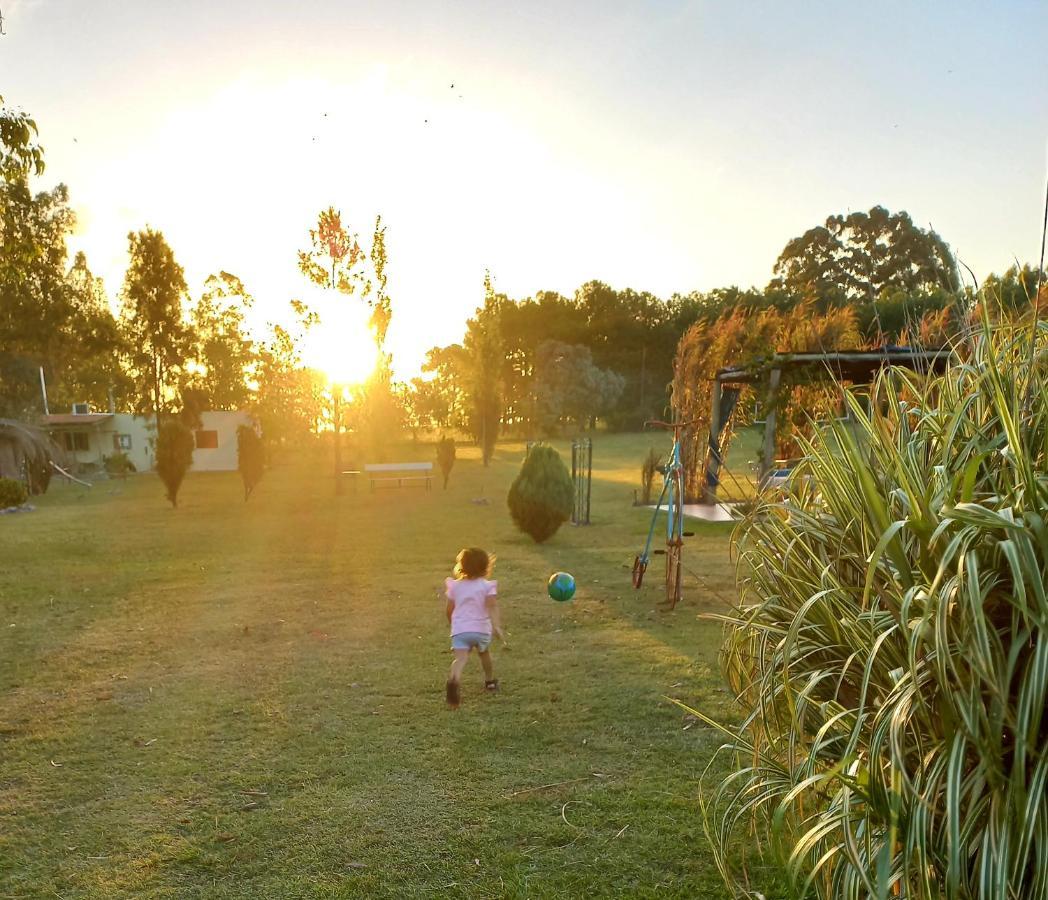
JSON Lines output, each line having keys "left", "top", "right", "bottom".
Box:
{"left": 632, "top": 555, "right": 647, "bottom": 588}
{"left": 664, "top": 470, "right": 686, "bottom": 608}
{"left": 665, "top": 540, "right": 683, "bottom": 608}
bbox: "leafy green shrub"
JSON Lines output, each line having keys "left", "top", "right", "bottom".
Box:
{"left": 0, "top": 477, "right": 28, "bottom": 509}
{"left": 697, "top": 321, "right": 1048, "bottom": 898}
{"left": 436, "top": 436, "right": 455, "bottom": 489}
{"left": 155, "top": 420, "right": 194, "bottom": 508}
{"left": 640, "top": 447, "right": 661, "bottom": 505}
{"left": 237, "top": 425, "right": 265, "bottom": 501}
{"left": 104, "top": 452, "right": 134, "bottom": 477}
{"left": 507, "top": 444, "right": 573, "bottom": 543}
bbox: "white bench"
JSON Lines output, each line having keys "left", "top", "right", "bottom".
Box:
{"left": 365, "top": 462, "right": 433, "bottom": 491}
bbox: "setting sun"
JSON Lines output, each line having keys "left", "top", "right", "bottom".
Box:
{"left": 300, "top": 302, "right": 380, "bottom": 387}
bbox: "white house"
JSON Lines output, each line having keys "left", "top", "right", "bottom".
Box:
{"left": 191, "top": 410, "right": 255, "bottom": 472}
{"left": 42, "top": 409, "right": 155, "bottom": 472}
{"left": 42, "top": 405, "right": 256, "bottom": 474}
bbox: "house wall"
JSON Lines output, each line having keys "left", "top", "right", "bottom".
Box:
{"left": 53, "top": 426, "right": 109, "bottom": 469}
{"left": 83, "top": 430, "right": 108, "bottom": 468}
{"left": 191, "top": 411, "right": 254, "bottom": 472}
{"left": 53, "top": 416, "right": 154, "bottom": 473}
{"left": 50, "top": 412, "right": 253, "bottom": 474}
{"left": 97, "top": 415, "right": 155, "bottom": 473}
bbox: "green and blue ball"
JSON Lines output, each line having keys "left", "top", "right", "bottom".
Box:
{"left": 547, "top": 571, "right": 576, "bottom": 602}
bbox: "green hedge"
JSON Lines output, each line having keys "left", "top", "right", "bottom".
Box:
{"left": 0, "top": 477, "right": 28, "bottom": 509}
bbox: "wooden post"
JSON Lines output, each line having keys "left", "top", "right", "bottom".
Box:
{"left": 760, "top": 368, "right": 782, "bottom": 485}
{"left": 703, "top": 380, "right": 723, "bottom": 504}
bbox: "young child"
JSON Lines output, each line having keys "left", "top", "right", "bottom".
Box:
{"left": 444, "top": 547, "right": 506, "bottom": 709}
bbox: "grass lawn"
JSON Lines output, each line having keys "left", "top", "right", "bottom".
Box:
{"left": 1, "top": 432, "right": 784, "bottom": 898}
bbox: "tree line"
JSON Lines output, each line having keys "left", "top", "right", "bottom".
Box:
{"left": 4, "top": 91, "right": 1043, "bottom": 469}
{"left": 416, "top": 206, "right": 1043, "bottom": 463}
{"left": 0, "top": 168, "right": 314, "bottom": 444}
{"left": 0, "top": 94, "right": 370, "bottom": 462}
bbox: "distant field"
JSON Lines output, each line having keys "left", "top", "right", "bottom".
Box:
{"left": 0, "top": 432, "right": 785, "bottom": 898}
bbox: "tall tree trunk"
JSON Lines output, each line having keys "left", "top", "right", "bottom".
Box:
{"left": 152, "top": 352, "right": 163, "bottom": 424}
{"left": 332, "top": 391, "right": 343, "bottom": 495}
{"left": 639, "top": 344, "right": 647, "bottom": 411}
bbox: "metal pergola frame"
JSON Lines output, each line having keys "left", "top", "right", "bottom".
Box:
{"left": 704, "top": 347, "right": 953, "bottom": 502}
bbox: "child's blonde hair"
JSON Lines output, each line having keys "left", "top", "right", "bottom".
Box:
{"left": 453, "top": 547, "right": 494, "bottom": 579}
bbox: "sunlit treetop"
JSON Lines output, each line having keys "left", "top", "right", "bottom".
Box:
{"left": 298, "top": 207, "right": 366, "bottom": 295}
{"left": 0, "top": 94, "right": 45, "bottom": 180}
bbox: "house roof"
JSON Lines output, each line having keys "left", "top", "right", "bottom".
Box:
{"left": 714, "top": 347, "right": 953, "bottom": 385}
{"left": 42, "top": 413, "right": 114, "bottom": 427}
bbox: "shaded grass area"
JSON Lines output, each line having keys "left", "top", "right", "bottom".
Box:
{"left": 1, "top": 434, "right": 785, "bottom": 898}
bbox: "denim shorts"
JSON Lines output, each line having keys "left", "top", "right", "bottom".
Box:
{"left": 451, "top": 632, "right": 492, "bottom": 652}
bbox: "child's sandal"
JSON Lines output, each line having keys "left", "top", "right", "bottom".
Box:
{"left": 484, "top": 679, "right": 499, "bottom": 692}
{"left": 446, "top": 680, "right": 460, "bottom": 708}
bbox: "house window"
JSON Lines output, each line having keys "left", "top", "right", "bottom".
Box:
{"left": 113, "top": 434, "right": 132, "bottom": 451}
{"left": 64, "top": 432, "right": 89, "bottom": 452}
{"left": 195, "top": 429, "right": 219, "bottom": 449}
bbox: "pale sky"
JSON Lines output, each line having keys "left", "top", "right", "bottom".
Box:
{"left": 2, "top": 0, "right": 1046, "bottom": 377}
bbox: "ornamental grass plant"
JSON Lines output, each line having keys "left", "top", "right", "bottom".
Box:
{"left": 697, "top": 319, "right": 1048, "bottom": 899}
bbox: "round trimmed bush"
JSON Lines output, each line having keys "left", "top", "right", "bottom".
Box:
{"left": 0, "top": 477, "right": 28, "bottom": 509}
{"left": 507, "top": 445, "right": 573, "bottom": 543}
{"left": 104, "top": 452, "right": 133, "bottom": 477}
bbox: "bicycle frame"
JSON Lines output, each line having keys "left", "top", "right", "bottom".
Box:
{"left": 636, "top": 436, "right": 684, "bottom": 569}
{"left": 633, "top": 421, "right": 690, "bottom": 603}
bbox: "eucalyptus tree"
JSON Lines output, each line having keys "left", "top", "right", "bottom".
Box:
{"left": 0, "top": 93, "right": 44, "bottom": 179}
{"left": 186, "top": 271, "right": 257, "bottom": 411}
{"left": 120, "top": 228, "right": 192, "bottom": 421}
{"left": 463, "top": 272, "right": 504, "bottom": 465}
{"left": 771, "top": 205, "right": 959, "bottom": 303}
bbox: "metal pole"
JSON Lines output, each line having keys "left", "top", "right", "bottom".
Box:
{"left": 585, "top": 438, "right": 592, "bottom": 524}
{"left": 704, "top": 381, "right": 723, "bottom": 504}
{"left": 760, "top": 368, "right": 782, "bottom": 485}
{"left": 571, "top": 439, "right": 578, "bottom": 525}
{"left": 580, "top": 440, "right": 587, "bottom": 524}
{"left": 579, "top": 441, "right": 584, "bottom": 524}
{"left": 39, "top": 366, "right": 50, "bottom": 416}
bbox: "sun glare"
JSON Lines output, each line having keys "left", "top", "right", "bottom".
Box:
{"left": 301, "top": 303, "right": 380, "bottom": 387}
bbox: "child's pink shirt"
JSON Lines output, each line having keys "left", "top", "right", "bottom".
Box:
{"left": 445, "top": 577, "right": 497, "bottom": 636}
